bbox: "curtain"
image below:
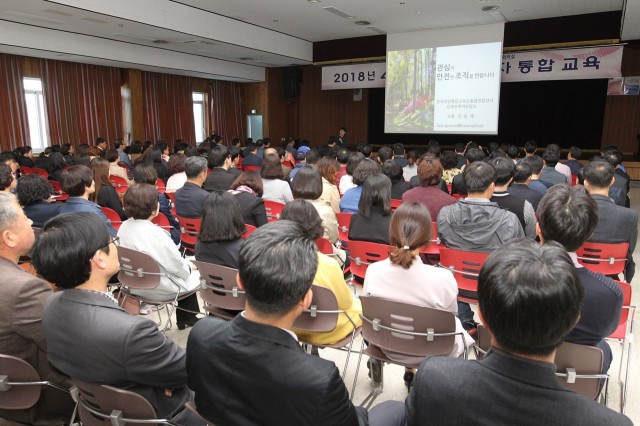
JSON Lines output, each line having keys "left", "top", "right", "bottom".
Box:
{"left": 39, "top": 59, "right": 122, "bottom": 146}
{"left": 209, "top": 80, "right": 245, "bottom": 143}
{"left": 141, "top": 72, "right": 195, "bottom": 144}
{"left": 0, "top": 54, "right": 31, "bottom": 151}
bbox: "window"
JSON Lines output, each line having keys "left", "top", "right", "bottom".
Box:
{"left": 193, "top": 92, "right": 205, "bottom": 143}
{"left": 23, "top": 78, "right": 49, "bottom": 151}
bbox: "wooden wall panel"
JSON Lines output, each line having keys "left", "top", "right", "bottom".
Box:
{"left": 242, "top": 81, "right": 269, "bottom": 139}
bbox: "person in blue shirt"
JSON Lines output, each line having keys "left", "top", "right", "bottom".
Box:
{"left": 339, "top": 159, "right": 381, "bottom": 213}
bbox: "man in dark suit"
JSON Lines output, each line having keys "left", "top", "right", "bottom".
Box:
{"left": 34, "top": 213, "right": 201, "bottom": 425}
{"left": 175, "top": 156, "right": 209, "bottom": 218}
{"left": 583, "top": 161, "right": 637, "bottom": 282}
{"left": 603, "top": 149, "right": 630, "bottom": 207}
{"left": 393, "top": 143, "right": 407, "bottom": 167}
{"left": 507, "top": 162, "right": 543, "bottom": 210}
{"left": 406, "top": 239, "right": 632, "bottom": 426}
{"left": 0, "top": 193, "right": 75, "bottom": 425}
{"left": 203, "top": 145, "right": 236, "bottom": 192}
{"left": 539, "top": 148, "right": 567, "bottom": 187}
{"left": 242, "top": 142, "right": 262, "bottom": 168}
{"left": 187, "top": 220, "right": 370, "bottom": 426}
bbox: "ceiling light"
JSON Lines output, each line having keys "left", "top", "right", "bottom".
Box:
{"left": 307, "top": 0, "right": 321, "bottom": 3}
{"left": 355, "top": 20, "right": 370, "bottom": 25}
{"left": 482, "top": 6, "right": 500, "bottom": 12}
{"left": 4, "top": 11, "right": 65, "bottom": 24}
{"left": 323, "top": 7, "right": 356, "bottom": 19}
{"left": 240, "top": 57, "right": 253, "bottom": 61}
{"left": 153, "top": 40, "right": 169, "bottom": 44}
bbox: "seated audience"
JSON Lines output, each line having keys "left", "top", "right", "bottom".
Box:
{"left": 317, "top": 156, "right": 341, "bottom": 213}
{"left": 336, "top": 148, "right": 349, "bottom": 183}
{"left": 203, "top": 145, "right": 236, "bottom": 192}
{"left": 16, "top": 145, "right": 35, "bottom": 168}
{"left": 536, "top": 185, "right": 623, "bottom": 373}
{"left": 340, "top": 159, "right": 380, "bottom": 213}
{"left": 402, "top": 158, "right": 456, "bottom": 220}
{"left": 539, "top": 147, "right": 567, "bottom": 187}
{"left": 564, "top": 145, "right": 584, "bottom": 175}
{"left": 547, "top": 144, "right": 572, "bottom": 183}
{"left": 405, "top": 239, "right": 632, "bottom": 426}
{"left": 144, "top": 145, "right": 169, "bottom": 184}
{"left": 59, "top": 165, "right": 116, "bottom": 236}
{"left": 118, "top": 184, "right": 201, "bottom": 329}
{"left": 0, "top": 193, "right": 75, "bottom": 425}
{"left": 603, "top": 149, "right": 630, "bottom": 207}
{"left": 115, "top": 139, "right": 131, "bottom": 169}
{"left": 383, "top": 160, "right": 411, "bottom": 200}
{"left": 33, "top": 213, "right": 201, "bottom": 425}
{"left": 16, "top": 174, "right": 62, "bottom": 227}
{"left": 440, "top": 150, "right": 462, "bottom": 184}
{"left": 242, "top": 142, "right": 262, "bottom": 168}
{"left": 393, "top": 143, "right": 407, "bottom": 168}
{"left": 521, "top": 154, "right": 548, "bottom": 195}
{"left": 35, "top": 147, "right": 53, "bottom": 172}
{"left": 583, "top": 161, "right": 637, "bottom": 282}
{"left": 261, "top": 154, "right": 294, "bottom": 204}
{"left": 364, "top": 202, "right": 474, "bottom": 391}
{"left": 450, "top": 147, "right": 484, "bottom": 195}
{"left": 175, "top": 156, "right": 209, "bottom": 218}
{"left": 507, "top": 162, "right": 543, "bottom": 210}
{"left": 187, "top": 220, "right": 374, "bottom": 426}
{"left": 90, "top": 157, "right": 127, "bottom": 221}
{"left": 195, "top": 191, "right": 245, "bottom": 269}
{"left": 339, "top": 152, "right": 365, "bottom": 195}
{"left": 283, "top": 200, "right": 361, "bottom": 345}
{"left": 0, "top": 162, "right": 16, "bottom": 193}
{"left": 228, "top": 146, "right": 243, "bottom": 179}
{"left": 61, "top": 143, "right": 75, "bottom": 166}
{"left": 402, "top": 150, "right": 418, "bottom": 181}
{"left": 106, "top": 148, "right": 132, "bottom": 185}
{"left": 229, "top": 171, "right": 268, "bottom": 227}
{"left": 166, "top": 153, "right": 187, "bottom": 193}
{"left": 47, "top": 152, "right": 66, "bottom": 182}
{"left": 489, "top": 157, "right": 536, "bottom": 237}
{"left": 349, "top": 174, "right": 393, "bottom": 244}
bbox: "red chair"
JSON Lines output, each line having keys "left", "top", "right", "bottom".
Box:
{"left": 243, "top": 165, "right": 261, "bottom": 172}
{"left": 156, "top": 178, "right": 166, "bottom": 194}
{"left": 346, "top": 240, "right": 392, "bottom": 281}
{"left": 263, "top": 200, "right": 285, "bottom": 222}
{"left": 452, "top": 193, "right": 464, "bottom": 200}
{"left": 419, "top": 222, "right": 441, "bottom": 256}
{"left": 101, "top": 206, "right": 123, "bottom": 230}
{"left": 390, "top": 199, "right": 402, "bottom": 212}
{"left": 151, "top": 212, "right": 172, "bottom": 231}
{"left": 315, "top": 237, "right": 335, "bottom": 255}
{"left": 241, "top": 224, "right": 257, "bottom": 239}
{"left": 175, "top": 215, "right": 201, "bottom": 254}
{"left": 438, "top": 247, "right": 490, "bottom": 303}
{"left": 576, "top": 241, "right": 629, "bottom": 277}
{"left": 49, "top": 180, "right": 69, "bottom": 202}
{"left": 571, "top": 174, "right": 578, "bottom": 186}
{"left": 19, "top": 166, "right": 33, "bottom": 175}
{"left": 607, "top": 280, "right": 635, "bottom": 413}
{"left": 109, "top": 175, "right": 128, "bottom": 194}
{"left": 165, "top": 191, "right": 176, "bottom": 206}
{"left": 31, "top": 168, "right": 48, "bottom": 178}
{"left": 335, "top": 212, "right": 352, "bottom": 243}
{"left": 283, "top": 160, "right": 294, "bottom": 169}
{"left": 446, "top": 183, "right": 453, "bottom": 194}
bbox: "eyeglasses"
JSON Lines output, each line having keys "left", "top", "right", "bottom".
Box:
{"left": 110, "top": 236, "right": 120, "bottom": 247}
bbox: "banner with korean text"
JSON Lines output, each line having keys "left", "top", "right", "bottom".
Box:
{"left": 321, "top": 63, "right": 386, "bottom": 90}
{"left": 501, "top": 46, "right": 623, "bottom": 82}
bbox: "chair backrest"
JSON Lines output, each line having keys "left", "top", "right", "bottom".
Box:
{"left": 72, "top": 379, "right": 162, "bottom": 426}
{"left": 452, "top": 193, "right": 464, "bottom": 200}
{"left": 419, "top": 221, "right": 441, "bottom": 256}
{"left": 31, "top": 167, "right": 49, "bottom": 178}
{"left": 335, "top": 212, "right": 352, "bottom": 242}
{"left": 151, "top": 212, "right": 172, "bottom": 231}
{"left": 446, "top": 183, "right": 453, "bottom": 194}
{"left": 241, "top": 224, "right": 257, "bottom": 239}
{"left": 571, "top": 174, "right": 578, "bottom": 186}
{"left": 474, "top": 324, "right": 492, "bottom": 359}
{"left": 576, "top": 241, "right": 629, "bottom": 276}
{"left": 315, "top": 237, "right": 334, "bottom": 256}
{"left": 554, "top": 342, "right": 606, "bottom": 400}
{"left": 49, "top": 180, "right": 69, "bottom": 201}
{"left": 263, "top": 200, "right": 285, "bottom": 222}
{"left": 359, "top": 296, "right": 457, "bottom": 357}
{"left": 101, "top": 206, "right": 123, "bottom": 230}
{"left": 156, "top": 178, "right": 166, "bottom": 194}
{"left": 19, "top": 166, "right": 33, "bottom": 175}
{"left": 609, "top": 280, "right": 633, "bottom": 340}
{"left": 175, "top": 215, "right": 202, "bottom": 247}
{"left": 438, "top": 247, "right": 490, "bottom": 301}
{"left": 242, "top": 165, "right": 261, "bottom": 172}
{"left": 0, "top": 354, "right": 42, "bottom": 410}
{"left": 347, "top": 240, "right": 392, "bottom": 279}
{"left": 116, "top": 247, "right": 162, "bottom": 291}
{"left": 293, "top": 285, "right": 340, "bottom": 332}
{"left": 390, "top": 199, "right": 402, "bottom": 212}
{"left": 109, "top": 175, "right": 128, "bottom": 194}
{"left": 193, "top": 261, "right": 246, "bottom": 311}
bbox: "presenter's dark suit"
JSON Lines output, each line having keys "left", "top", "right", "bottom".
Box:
{"left": 43, "top": 290, "right": 190, "bottom": 419}
{"left": 187, "top": 315, "right": 366, "bottom": 426}
{"left": 175, "top": 181, "right": 210, "bottom": 218}
{"left": 406, "top": 349, "right": 632, "bottom": 426}
{"left": 203, "top": 168, "right": 236, "bottom": 192}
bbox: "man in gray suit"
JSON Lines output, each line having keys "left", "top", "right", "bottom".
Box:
{"left": 0, "top": 192, "right": 75, "bottom": 425}
{"left": 583, "top": 161, "right": 638, "bottom": 281}
{"left": 33, "top": 213, "right": 201, "bottom": 425}
{"left": 406, "top": 239, "right": 632, "bottom": 426}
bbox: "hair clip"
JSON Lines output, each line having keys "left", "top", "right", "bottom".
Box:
{"left": 403, "top": 245, "right": 410, "bottom": 250}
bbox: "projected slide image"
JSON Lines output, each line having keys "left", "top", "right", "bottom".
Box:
{"left": 385, "top": 48, "right": 437, "bottom": 132}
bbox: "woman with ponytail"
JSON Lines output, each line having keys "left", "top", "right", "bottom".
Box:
{"left": 363, "top": 201, "right": 474, "bottom": 390}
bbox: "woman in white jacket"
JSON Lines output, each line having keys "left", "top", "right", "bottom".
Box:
{"left": 118, "top": 183, "right": 201, "bottom": 330}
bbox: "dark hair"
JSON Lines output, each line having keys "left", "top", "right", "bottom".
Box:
{"left": 305, "top": 149, "right": 320, "bottom": 165}
{"left": 464, "top": 148, "right": 484, "bottom": 164}
{"left": 105, "top": 149, "right": 119, "bottom": 163}
{"left": 603, "top": 149, "right": 623, "bottom": 167}
{"left": 463, "top": 162, "right": 496, "bottom": 193}
{"left": 537, "top": 185, "right": 598, "bottom": 251}
{"left": 229, "top": 146, "right": 241, "bottom": 162}
{"left": 209, "top": 145, "right": 230, "bottom": 168}
{"left": 168, "top": 153, "right": 186, "bottom": 175}
{"left": 144, "top": 147, "right": 163, "bottom": 166}
{"left": 129, "top": 141, "right": 143, "bottom": 154}
{"left": 261, "top": 154, "right": 284, "bottom": 179}
{"left": 199, "top": 191, "right": 246, "bottom": 242}
{"left": 361, "top": 144, "right": 373, "bottom": 158}
{"left": 61, "top": 143, "right": 72, "bottom": 156}
{"left": 0, "top": 163, "right": 14, "bottom": 191}
{"left": 513, "top": 162, "right": 533, "bottom": 183}
{"left": 377, "top": 146, "right": 393, "bottom": 163}
{"left": 49, "top": 152, "right": 65, "bottom": 172}
{"left": 359, "top": 174, "right": 392, "bottom": 218}
{"left": 454, "top": 143, "right": 465, "bottom": 153}
{"left": 393, "top": 143, "right": 404, "bottom": 156}
{"left": 114, "top": 140, "right": 124, "bottom": 149}
{"left": 490, "top": 157, "right": 515, "bottom": 186}
{"left": 346, "top": 152, "right": 365, "bottom": 176}
{"left": 292, "top": 165, "right": 323, "bottom": 200}
{"left": 123, "top": 183, "right": 158, "bottom": 219}
{"left": 231, "top": 171, "right": 263, "bottom": 197}
{"left": 60, "top": 165, "right": 93, "bottom": 197}
{"left": 505, "top": 145, "right": 519, "bottom": 159}
{"left": 336, "top": 149, "right": 350, "bottom": 165}
{"left": 184, "top": 156, "right": 208, "bottom": 179}
{"left": 239, "top": 220, "right": 318, "bottom": 316}
{"left": 418, "top": 158, "right": 443, "bottom": 186}
{"left": 133, "top": 164, "right": 158, "bottom": 185}
{"left": 478, "top": 239, "right": 583, "bottom": 356}
{"left": 32, "top": 212, "right": 112, "bottom": 288}
{"left": 87, "top": 146, "right": 102, "bottom": 157}
{"left": 89, "top": 158, "right": 113, "bottom": 202}
{"left": 427, "top": 145, "right": 441, "bottom": 157}
{"left": 16, "top": 174, "right": 53, "bottom": 206}
{"left": 389, "top": 202, "right": 432, "bottom": 269}
{"left": 281, "top": 199, "right": 324, "bottom": 240}
{"left": 184, "top": 145, "right": 198, "bottom": 157}
{"left": 406, "top": 150, "right": 418, "bottom": 163}
{"left": 569, "top": 146, "right": 582, "bottom": 160}
{"left": 316, "top": 156, "right": 340, "bottom": 186}
{"left": 382, "top": 159, "right": 404, "bottom": 183}
{"left": 524, "top": 140, "right": 537, "bottom": 154}
{"left": 352, "top": 159, "right": 380, "bottom": 186}
{"left": 522, "top": 155, "right": 544, "bottom": 174}
{"left": 440, "top": 151, "right": 458, "bottom": 170}
{"left": 583, "top": 161, "right": 614, "bottom": 189}
{"left": 542, "top": 148, "right": 560, "bottom": 167}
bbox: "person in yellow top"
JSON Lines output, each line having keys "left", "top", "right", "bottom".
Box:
{"left": 282, "top": 199, "right": 362, "bottom": 345}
